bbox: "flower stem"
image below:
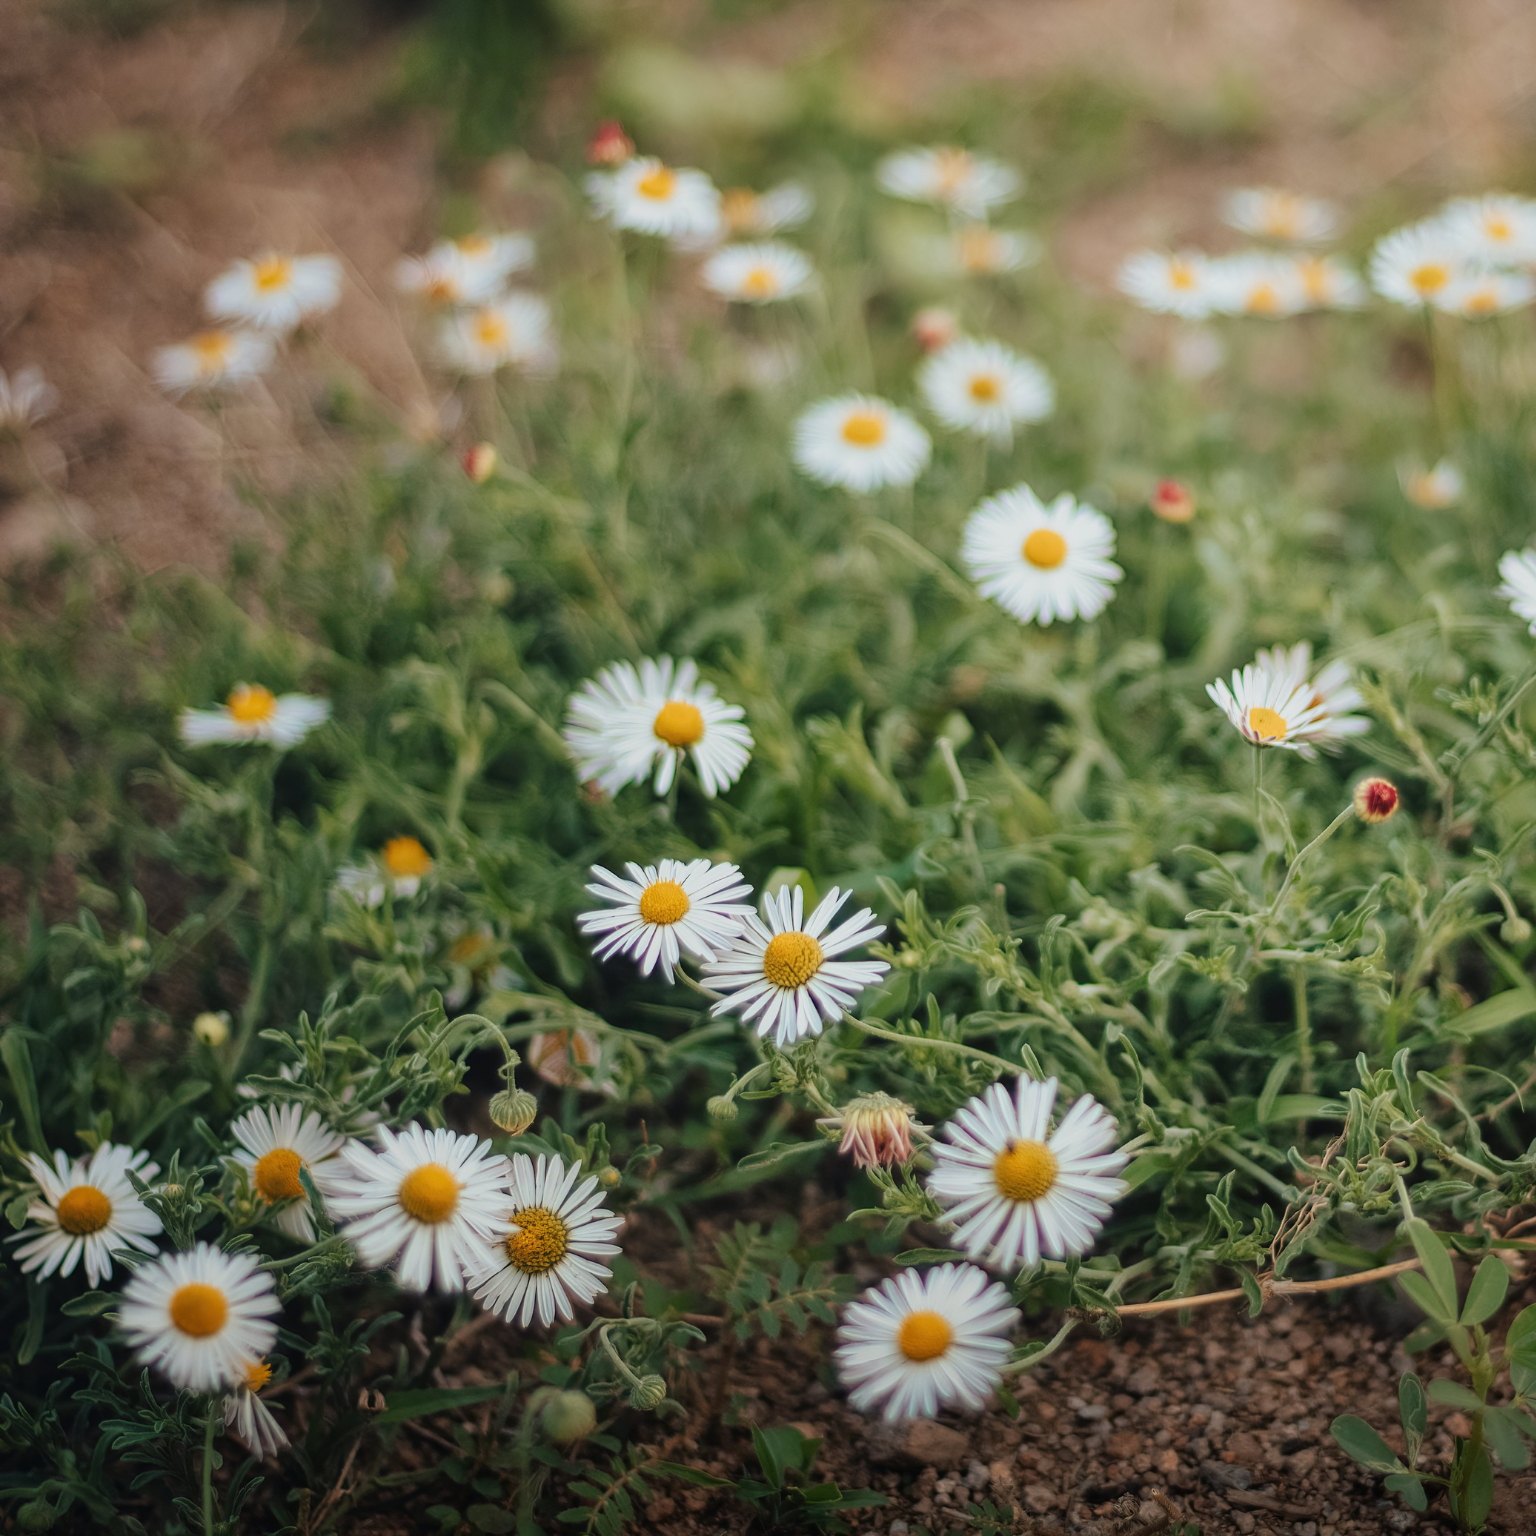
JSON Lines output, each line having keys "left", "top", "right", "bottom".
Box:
{"left": 842, "top": 1015, "right": 1022, "bottom": 1077}
{"left": 202, "top": 1404, "right": 217, "bottom": 1535}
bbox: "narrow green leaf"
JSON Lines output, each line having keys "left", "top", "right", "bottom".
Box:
{"left": 59, "top": 1290, "right": 116, "bottom": 1318}
{"left": 893, "top": 1248, "right": 959, "bottom": 1266}
{"left": 1402, "top": 1220, "right": 1458, "bottom": 1318}
{"left": 1240, "top": 1270, "right": 1264, "bottom": 1318}
{"left": 376, "top": 1384, "right": 507, "bottom": 1422}
{"left": 1460, "top": 1255, "right": 1510, "bottom": 1326}
{"left": 651, "top": 1462, "right": 734, "bottom": 1489}
{"left": 466, "top": 1505, "right": 516, "bottom": 1534}
{"left": 0, "top": 1029, "right": 47, "bottom": 1156}
{"left": 1330, "top": 1415, "right": 1404, "bottom": 1473}
{"left": 1255, "top": 1053, "right": 1297, "bottom": 1127}
{"left": 1448, "top": 986, "right": 1536, "bottom": 1036}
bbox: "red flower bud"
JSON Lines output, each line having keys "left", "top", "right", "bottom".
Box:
{"left": 587, "top": 121, "right": 634, "bottom": 167}
{"left": 1353, "top": 777, "right": 1400, "bottom": 824}
{"left": 462, "top": 443, "right": 497, "bottom": 483}
{"left": 1151, "top": 479, "right": 1195, "bottom": 523}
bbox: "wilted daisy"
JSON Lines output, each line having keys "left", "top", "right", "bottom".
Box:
{"left": 1220, "top": 188, "right": 1339, "bottom": 244}
{"left": 1401, "top": 459, "right": 1464, "bottom": 509}
{"left": 469, "top": 1154, "right": 623, "bottom": 1327}
{"left": 1254, "top": 642, "right": 1370, "bottom": 757}
{"left": 229, "top": 1103, "right": 347, "bottom": 1241}
{"left": 439, "top": 293, "right": 556, "bottom": 376}
{"left": 0, "top": 365, "right": 60, "bottom": 432}
{"left": 224, "top": 1357, "right": 288, "bottom": 1457}
{"left": 1206, "top": 659, "right": 1328, "bottom": 751}
{"left": 179, "top": 685, "right": 331, "bottom": 748}
{"left": 720, "top": 182, "right": 814, "bottom": 237}
{"left": 876, "top": 146, "right": 1020, "bottom": 220}
{"left": 792, "top": 394, "right": 931, "bottom": 493}
{"left": 918, "top": 338, "right": 1053, "bottom": 444}
{"left": 1369, "top": 222, "right": 1466, "bottom": 307}
{"left": 334, "top": 835, "right": 435, "bottom": 908}
{"left": 1441, "top": 194, "right": 1536, "bottom": 265}
{"left": 578, "top": 857, "right": 752, "bottom": 980}
{"left": 962, "top": 484, "right": 1123, "bottom": 627}
{"left": 1291, "top": 254, "right": 1367, "bottom": 311}
{"left": 330, "top": 1124, "right": 513, "bottom": 1293}
{"left": 205, "top": 253, "right": 342, "bottom": 332}
{"left": 927, "top": 1075, "right": 1129, "bottom": 1271}
{"left": 1431, "top": 268, "right": 1536, "bottom": 318}
{"left": 1497, "top": 549, "right": 1536, "bottom": 634}
{"left": 9, "top": 1143, "right": 162, "bottom": 1287}
{"left": 1210, "top": 252, "right": 1306, "bottom": 318}
{"left": 599, "top": 157, "right": 721, "bottom": 242}
{"left": 701, "top": 242, "right": 814, "bottom": 304}
{"left": 563, "top": 655, "right": 753, "bottom": 799}
{"left": 703, "top": 885, "right": 889, "bottom": 1049}
{"left": 120, "top": 1242, "right": 282, "bottom": 1392}
{"left": 1117, "top": 251, "right": 1219, "bottom": 319}
{"left": 822, "top": 1092, "right": 922, "bottom": 1171}
{"left": 153, "top": 330, "right": 274, "bottom": 396}
{"left": 527, "top": 1029, "right": 603, "bottom": 1089}
{"left": 834, "top": 1263, "right": 1018, "bottom": 1421}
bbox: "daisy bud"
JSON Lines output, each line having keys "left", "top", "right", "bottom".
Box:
{"left": 462, "top": 443, "right": 497, "bottom": 483}
{"left": 628, "top": 1374, "right": 667, "bottom": 1411}
{"left": 17, "top": 1500, "right": 55, "bottom": 1532}
{"left": 587, "top": 120, "right": 634, "bottom": 167}
{"left": 830, "top": 1092, "right": 919, "bottom": 1170}
{"left": 489, "top": 1086, "right": 538, "bottom": 1135}
{"left": 706, "top": 1095, "right": 738, "bottom": 1122}
{"left": 191, "top": 1010, "right": 229, "bottom": 1047}
{"left": 1502, "top": 916, "right": 1532, "bottom": 945}
{"left": 911, "top": 306, "right": 959, "bottom": 354}
{"left": 1150, "top": 478, "right": 1195, "bottom": 523}
{"left": 540, "top": 1389, "right": 597, "bottom": 1443}
{"left": 598, "top": 1165, "right": 622, "bottom": 1189}
{"left": 1353, "top": 777, "right": 1400, "bottom": 824}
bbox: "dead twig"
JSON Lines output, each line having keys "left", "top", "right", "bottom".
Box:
{"left": 1112, "top": 1257, "right": 1423, "bottom": 1317}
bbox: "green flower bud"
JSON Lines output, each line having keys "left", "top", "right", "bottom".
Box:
{"left": 706, "top": 1095, "right": 738, "bottom": 1123}
{"left": 540, "top": 1389, "right": 596, "bottom": 1443}
{"left": 628, "top": 1374, "right": 667, "bottom": 1411}
{"left": 598, "top": 1165, "right": 621, "bottom": 1188}
{"left": 17, "top": 1500, "right": 56, "bottom": 1532}
{"left": 489, "top": 1087, "right": 538, "bottom": 1135}
{"left": 191, "top": 1011, "right": 229, "bottom": 1047}
{"left": 1503, "top": 916, "right": 1532, "bottom": 945}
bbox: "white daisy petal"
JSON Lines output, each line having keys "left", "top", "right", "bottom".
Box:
{"left": 578, "top": 857, "right": 752, "bottom": 980}
{"left": 439, "top": 293, "right": 557, "bottom": 377}
{"left": 1498, "top": 549, "right": 1536, "bottom": 635}
{"left": 178, "top": 684, "right": 330, "bottom": 749}
{"left": 229, "top": 1103, "right": 347, "bottom": 1242}
{"left": 205, "top": 253, "right": 343, "bottom": 332}
{"left": 792, "top": 394, "right": 931, "bottom": 493}
{"left": 1220, "top": 188, "right": 1338, "bottom": 245}
{"left": 597, "top": 158, "right": 722, "bottom": 243}
{"left": 153, "top": 330, "right": 274, "bottom": 396}
{"left": 919, "top": 337, "right": 1053, "bottom": 444}
{"left": 876, "top": 147, "right": 1021, "bottom": 219}
{"left": 1369, "top": 220, "right": 1467, "bottom": 308}
{"left": 1205, "top": 654, "right": 1341, "bottom": 755}
{"left": 1117, "top": 251, "right": 1218, "bottom": 319}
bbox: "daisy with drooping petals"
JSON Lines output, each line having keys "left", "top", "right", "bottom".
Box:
{"left": 1291, "top": 254, "right": 1367, "bottom": 311}
{"left": 1116, "top": 251, "right": 1219, "bottom": 319}
{"left": 918, "top": 338, "right": 1054, "bottom": 444}
{"left": 229, "top": 1103, "right": 347, "bottom": 1241}
{"left": 0, "top": 365, "right": 60, "bottom": 432}
{"left": 792, "top": 394, "right": 931, "bottom": 493}
{"left": 224, "top": 1357, "right": 289, "bottom": 1457}
{"left": 9, "top": 1143, "right": 162, "bottom": 1287}
{"left": 1253, "top": 642, "right": 1370, "bottom": 758}
{"left": 599, "top": 157, "right": 722, "bottom": 242}
{"left": 701, "top": 242, "right": 814, "bottom": 304}
{"left": 527, "top": 1028, "right": 604, "bottom": 1089}
{"left": 1209, "top": 252, "right": 1307, "bottom": 318}
{"left": 563, "top": 655, "right": 754, "bottom": 799}
{"left": 962, "top": 484, "right": 1123, "bottom": 627}
{"left": 439, "top": 293, "right": 556, "bottom": 376}
{"left": 119, "top": 1242, "right": 282, "bottom": 1392}
{"left": 876, "top": 147, "right": 1021, "bottom": 220}
{"left": 927, "top": 1075, "right": 1129, "bottom": 1271}
{"left": 179, "top": 685, "right": 331, "bottom": 748}
{"left": 1441, "top": 195, "right": 1536, "bottom": 266}
{"left": 153, "top": 330, "right": 274, "bottom": 396}
{"left": 1497, "top": 549, "right": 1536, "bottom": 634}
{"left": 1220, "top": 188, "right": 1339, "bottom": 244}
{"left": 834, "top": 1263, "right": 1018, "bottom": 1421}
{"left": 1431, "top": 268, "right": 1536, "bottom": 318}
{"left": 578, "top": 858, "right": 752, "bottom": 980}
{"left": 469, "top": 1154, "right": 623, "bottom": 1327}
{"left": 703, "top": 885, "right": 889, "bottom": 1050}
{"left": 822, "top": 1092, "right": 923, "bottom": 1171}
{"left": 721, "top": 182, "right": 814, "bottom": 237}
{"left": 334, "top": 836, "right": 436, "bottom": 908}
{"left": 1369, "top": 222, "right": 1466, "bottom": 307}
{"left": 1206, "top": 659, "right": 1328, "bottom": 751}
{"left": 329, "top": 1124, "right": 513, "bottom": 1293}
{"left": 205, "top": 253, "right": 343, "bottom": 332}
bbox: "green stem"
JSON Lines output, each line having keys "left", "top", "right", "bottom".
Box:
{"left": 842, "top": 1016, "right": 1022, "bottom": 1077}
{"left": 202, "top": 1404, "right": 217, "bottom": 1536}
{"left": 1002, "top": 1317, "right": 1077, "bottom": 1375}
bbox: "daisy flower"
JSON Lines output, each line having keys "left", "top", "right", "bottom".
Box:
{"left": 563, "top": 655, "right": 753, "bottom": 799}
{"left": 119, "top": 1242, "right": 282, "bottom": 1392}
{"left": 1369, "top": 222, "right": 1466, "bottom": 307}
{"left": 1401, "top": 459, "right": 1463, "bottom": 509}
{"left": 1205, "top": 659, "right": 1328, "bottom": 751}
{"left": 179, "top": 684, "right": 331, "bottom": 748}
{"left": 876, "top": 146, "right": 1021, "bottom": 220}
{"left": 1116, "top": 251, "right": 1219, "bottom": 319}
{"left": 224, "top": 1357, "right": 288, "bottom": 1457}
{"left": 439, "top": 293, "right": 556, "bottom": 376}
{"left": 918, "top": 337, "right": 1054, "bottom": 444}
{"left": 205, "top": 253, "right": 342, "bottom": 332}
{"left": 1209, "top": 252, "right": 1307, "bottom": 318}
{"left": 468, "top": 1154, "right": 623, "bottom": 1327}
{"left": 334, "top": 835, "right": 435, "bottom": 908}
{"left": 1220, "top": 188, "right": 1339, "bottom": 244}
{"left": 578, "top": 857, "right": 753, "bottom": 980}
{"left": 792, "top": 394, "right": 932, "bottom": 493}
{"left": 702, "top": 884, "right": 889, "bottom": 1050}
{"left": 1440, "top": 195, "right": 1536, "bottom": 266}
{"left": 1291, "top": 254, "right": 1367, "bottom": 311}
{"left": 701, "top": 242, "right": 814, "bottom": 303}
{"left": 329, "top": 1124, "right": 513, "bottom": 1293}
{"left": 721, "top": 182, "right": 814, "bottom": 237}
{"left": 1253, "top": 642, "right": 1370, "bottom": 757}
{"left": 527, "top": 1028, "right": 603, "bottom": 1089}
{"left": 9, "top": 1143, "right": 162, "bottom": 1287}
{"left": 1430, "top": 269, "right": 1536, "bottom": 318}
{"left": 0, "top": 365, "right": 60, "bottom": 432}
{"left": 229, "top": 1103, "right": 347, "bottom": 1241}
{"left": 962, "top": 484, "right": 1123, "bottom": 627}
{"left": 153, "top": 330, "right": 274, "bottom": 396}
{"left": 834, "top": 1263, "right": 1018, "bottom": 1421}
{"left": 926, "top": 1075, "right": 1129, "bottom": 1271}
{"left": 598, "top": 157, "right": 721, "bottom": 242}
{"left": 954, "top": 224, "right": 1040, "bottom": 276}
{"left": 394, "top": 234, "right": 534, "bottom": 306}
{"left": 1497, "top": 549, "right": 1536, "bottom": 634}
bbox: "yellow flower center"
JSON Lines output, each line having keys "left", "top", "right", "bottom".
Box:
{"left": 1410, "top": 263, "right": 1449, "bottom": 296}
{"left": 397, "top": 1162, "right": 460, "bottom": 1224}
{"left": 252, "top": 257, "right": 293, "bottom": 293}
{"left": 1298, "top": 258, "right": 1329, "bottom": 302}
{"left": 933, "top": 148, "right": 973, "bottom": 196}
{"left": 741, "top": 266, "right": 779, "bottom": 298}
{"left": 1262, "top": 195, "right": 1300, "bottom": 239}
{"left": 1247, "top": 705, "right": 1288, "bottom": 742}
{"left": 475, "top": 311, "right": 509, "bottom": 347}
{"left": 505, "top": 1205, "right": 570, "bottom": 1274}
{"left": 1022, "top": 528, "right": 1068, "bottom": 569}
{"left": 841, "top": 411, "right": 887, "bottom": 447}
{"left": 1246, "top": 282, "right": 1280, "bottom": 315}
{"left": 897, "top": 1309, "right": 954, "bottom": 1361}
{"left": 244, "top": 1357, "right": 273, "bottom": 1392}
{"left": 450, "top": 931, "right": 495, "bottom": 966}
{"left": 761, "top": 930, "right": 823, "bottom": 989}
{"left": 383, "top": 836, "right": 433, "bottom": 879}
{"left": 193, "top": 331, "right": 234, "bottom": 368}
{"left": 637, "top": 166, "right": 676, "bottom": 201}
{"left": 653, "top": 700, "right": 705, "bottom": 747}
{"left": 959, "top": 227, "right": 1000, "bottom": 271}
{"left": 1464, "top": 287, "right": 1499, "bottom": 315}
{"left": 721, "top": 188, "right": 758, "bottom": 230}
{"left": 226, "top": 684, "right": 277, "bottom": 725}
{"left": 993, "top": 1139, "right": 1059, "bottom": 1202}
{"left": 1169, "top": 262, "right": 1197, "bottom": 291}
{"left": 1486, "top": 216, "right": 1512, "bottom": 242}
{"left": 638, "top": 879, "right": 691, "bottom": 925}
{"left": 56, "top": 1185, "right": 113, "bottom": 1235}
{"left": 968, "top": 373, "right": 1001, "bottom": 403}
{"left": 457, "top": 235, "right": 492, "bottom": 255}
{"left": 253, "top": 1147, "right": 305, "bottom": 1204}
{"left": 169, "top": 1282, "right": 229, "bottom": 1338}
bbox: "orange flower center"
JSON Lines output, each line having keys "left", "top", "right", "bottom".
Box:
{"left": 456, "top": 235, "right": 491, "bottom": 256}
{"left": 253, "top": 1148, "right": 305, "bottom": 1204}
{"left": 638, "top": 879, "right": 690, "bottom": 925}
{"left": 193, "top": 332, "right": 234, "bottom": 368}
{"left": 741, "top": 266, "right": 779, "bottom": 298}
{"left": 1022, "top": 529, "right": 1068, "bottom": 569}
{"left": 475, "top": 311, "right": 509, "bottom": 347}
{"left": 959, "top": 227, "right": 1000, "bottom": 271}
{"left": 933, "top": 148, "right": 973, "bottom": 196}
{"left": 637, "top": 166, "right": 676, "bottom": 201}
{"left": 56, "top": 1185, "right": 113, "bottom": 1235}
{"left": 1262, "top": 196, "right": 1300, "bottom": 238}
{"left": 1169, "top": 263, "right": 1197, "bottom": 291}
{"left": 721, "top": 189, "right": 757, "bottom": 230}
{"left": 653, "top": 700, "right": 705, "bottom": 747}
{"left": 226, "top": 684, "right": 277, "bottom": 725}
{"left": 383, "top": 836, "right": 433, "bottom": 878}
{"left": 1410, "top": 263, "right": 1449, "bottom": 296}
{"left": 244, "top": 1357, "right": 274, "bottom": 1392}
{"left": 1486, "top": 216, "right": 1512, "bottom": 242}
{"left": 253, "top": 257, "right": 293, "bottom": 293}
{"left": 1464, "top": 287, "right": 1499, "bottom": 315}
{"left": 761, "top": 930, "right": 823, "bottom": 989}
{"left": 169, "top": 1282, "right": 229, "bottom": 1338}
{"left": 1247, "top": 705, "right": 1288, "bottom": 742}
{"left": 967, "top": 373, "right": 1001, "bottom": 403}
{"left": 397, "top": 1163, "right": 460, "bottom": 1224}
{"left": 993, "top": 1139, "right": 1058, "bottom": 1202}
{"left": 841, "top": 411, "right": 886, "bottom": 447}
{"left": 505, "top": 1205, "right": 571, "bottom": 1274}
{"left": 897, "top": 1309, "right": 954, "bottom": 1361}
{"left": 1247, "top": 282, "right": 1281, "bottom": 315}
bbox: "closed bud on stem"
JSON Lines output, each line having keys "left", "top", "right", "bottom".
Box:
{"left": 1502, "top": 915, "right": 1532, "bottom": 945}
{"left": 17, "top": 1500, "right": 55, "bottom": 1532}
{"left": 911, "top": 306, "right": 959, "bottom": 354}
{"left": 628, "top": 1374, "right": 667, "bottom": 1411}
{"left": 706, "top": 1095, "right": 738, "bottom": 1122}
{"left": 1150, "top": 478, "right": 1195, "bottom": 523}
{"left": 191, "top": 1011, "right": 229, "bottom": 1047}
{"left": 1353, "top": 777, "right": 1400, "bottom": 824}
{"left": 462, "top": 443, "right": 497, "bottom": 483}
{"left": 587, "top": 120, "right": 634, "bottom": 167}
{"left": 822, "top": 1092, "right": 920, "bottom": 1170}
{"left": 540, "top": 1389, "right": 597, "bottom": 1443}
{"left": 489, "top": 1087, "right": 539, "bottom": 1135}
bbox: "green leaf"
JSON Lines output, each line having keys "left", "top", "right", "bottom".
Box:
{"left": 1426, "top": 1379, "right": 1482, "bottom": 1411}
{"left": 59, "top": 1290, "right": 116, "bottom": 1318}
{"left": 1483, "top": 1409, "right": 1531, "bottom": 1470}
{"left": 736, "top": 1141, "right": 828, "bottom": 1174}
{"left": 1403, "top": 1319, "right": 1448, "bottom": 1355}
{"left": 1460, "top": 1255, "right": 1509, "bottom": 1326}
{"left": 652, "top": 1462, "right": 734, "bottom": 1489}
{"left": 1452, "top": 1444, "right": 1494, "bottom": 1527}
{"left": 1448, "top": 985, "right": 1536, "bottom": 1036}
{"left": 1240, "top": 1270, "right": 1264, "bottom": 1318}
{"left": 376, "top": 1384, "right": 507, "bottom": 1422}
{"left": 1383, "top": 1472, "right": 1427, "bottom": 1512}
{"left": 1330, "top": 1416, "right": 1404, "bottom": 1473}
{"left": 1255, "top": 1053, "right": 1296, "bottom": 1127}
{"left": 1399, "top": 1271, "right": 1450, "bottom": 1324}
{"left": 1398, "top": 1373, "right": 1426, "bottom": 1465}
{"left": 893, "top": 1249, "right": 959, "bottom": 1267}
{"left": 0, "top": 1029, "right": 47, "bottom": 1156}
{"left": 467, "top": 1506, "right": 517, "bottom": 1533}
{"left": 1402, "top": 1220, "right": 1458, "bottom": 1318}
{"left": 19, "top": 1278, "right": 46, "bottom": 1367}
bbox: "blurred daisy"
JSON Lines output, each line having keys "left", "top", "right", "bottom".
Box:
{"left": 1210, "top": 252, "right": 1306, "bottom": 318}
{"left": 9, "top": 1143, "right": 161, "bottom": 1287}
{"left": 962, "top": 484, "right": 1123, "bottom": 627}
{"left": 1254, "top": 642, "right": 1370, "bottom": 757}
{"left": 918, "top": 337, "right": 1053, "bottom": 444}
{"left": 0, "top": 365, "right": 60, "bottom": 432}
{"left": 153, "top": 330, "right": 274, "bottom": 396}
{"left": 1431, "top": 269, "right": 1536, "bottom": 318}
{"left": 600, "top": 157, "right": 721, "bottom": 242}
{"left": 179, "top": 685, "right": 331, "bottom": 748}
{"left": 721, "top": 182, "right": 813, "bottom": 237}
{"left": 1117, "top": 251, "right": 1219, "bottom": 319}
{"left": 701, "top": 242, "right": 814, "bottom": 304}
{"left": 792, "top": 394, "right": 931, "bottom": 492}
{"left": 920, "top": 226, "right": 1039, "bottom": 279}
{"left": 578, "top": 857, "right": 752, "bottom": 980}
{"left": 224, "top": 1357, "right": 288, "bottom": 1457}
{"left": 564, "top": 655, "right": 753, "bottom": 798}
{"left": 334, "top": 836, "right": 435, "bottom": 908}
{"left": 1497, "top": 549, "right": 1536, "bottom": 634}
{"left": 834, "top": 1263, "right": 1018, "bottom": 1421}
{"left": 439, "top": 293, "right": 556, "bottom": 376}
{"left": 702, "top": 885, "right": 888, "bottom": 1049}
{"left": 1221, "top": 188, "right": 1338, "bottom": 244}
{"left": 1401, "top": 459, "right": 1463, "bottom": 509}
{"left": 1441, "top": 195, "right": 1536, "bottom": 266}
{"left": 1292, "top": 254, "right": 1367, "bottom": 311}
{"left": 205, "top": 253, "right": 342, "bottom": 332}
{"left": 394, "top": 234, "right": 534, "bottom": 306}
{"left": 927, "top": 1075, "right": 1129, "bottom": 1271}
{"left": 527, "top": 1028, "right": 602, "bottom": 1089}
{"left": 229, "top": 1103, "right": 346, "bottom": 1241}
{"left": 877, "top": 146, "right": 1021, "bottom": 220}
{"left": 330, "top": 1124, "right": 512, "bottom": 1293}
{"left": 120, "top": 1242, "right": 281, "bottom": 1392}
{"left": 1206, "top": 659, "right": 1328, "bottom": 750}
{"left": 1369, "top": 222, "right": 1465, "bottom": 307}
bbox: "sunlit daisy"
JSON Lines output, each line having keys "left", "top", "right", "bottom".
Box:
{"left": 120, "top": 1242, "right": 282, "bottom": 1392}
{"left": 792, "top": 394, "right": 931, "bottom": 493}
{"left": 1209, "top": 252, "right": 1307, "bottom": 318}
{"left": 1431, "top": 268, "right": 1536, "bottom": 318}
{"left": 1206, "top": 659, "right": 1328, "bottom": 751}
{"left": 153, "top": 330, "right": 274, "bottom": 396}
{"left": 0, "top": 365, "right": 60, "bottom": 432}
{"left": 876, "top": 147, "right": 1021, "bottom": 220}
{"left": 1253, "top": 642, "right": 1370, "bottom": 757}
{"left": 701, "top": 242, "right": 814, "bottom": 304}
{"left": 834, "top": 1263, "right": 1018, "bottom": 1421}
{"left": 702, "top": 885, "right": 889, "bottom": 1049}
{"left": 962, "top": 484, "right": 1122, "bottom": 627}
{"left": 229, "top": 1103, "right": 347, "bottom": 1241}
{"left": 330, "top": 1124, "right": 513, "bottom": 1293}
{"left": 1441, "top": 195, "right": 1536, "bottom": 266}
{"left": 224, "top": 1357, "right": 288, "bottom": 1457}
{"left": 9, "top": 1144, "right": 162, "bottom": 1286}
{"left": 1116, "top": 251, "right": 1219, "bottom": 320}
{"left": 527, "top": 1029, "right": 603, "bottom": 1089}
{"left": 205, "top": 253, "right": 342, "bottom": 332}
{"left": 563, "top": 655, "right": 753, "bottom": 798}
{"left": 1369, "top": 222, "right": 1466, "bottom": 307}
{"left": 179, "top": 685, "right": 331, "bottom": 748}
{"left": 578, "top": 858, "right": 752, "bottom": 980}
{"left": 1220, "top": 188, "right": 1339, "bottom": 244}
{"left": 1401, "top": 459, "right": 1463, "bottom": 509}
{"left": 1497, "top": 549, "right": 1536, "bottom": 634}
{"left": 599, "top": 157, "right": 721, "bottom": 242}
{"left": 439, "top": 293, "right": 556, "bottom": 376}
{"left": 1291, "top": 254, "right": 1368, "bottom": 311}
{"left": 394, "top": 233, "right": 534, "bottom": 307}
{"left": 721, "top": 182, "right": 813, "bottom": 237}
{"left": 334, "top": 836, "right": 436, "bottom": 908}
{"left": 918, "top": 337, "right": 1054, "bottom": 444}
{"left": 927, "top": 1075, "right": 1129, "bottom": 1271}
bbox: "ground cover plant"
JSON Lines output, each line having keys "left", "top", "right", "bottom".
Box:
{"left": 7, "top": 16, "right": 1536, "bottom": 1535}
